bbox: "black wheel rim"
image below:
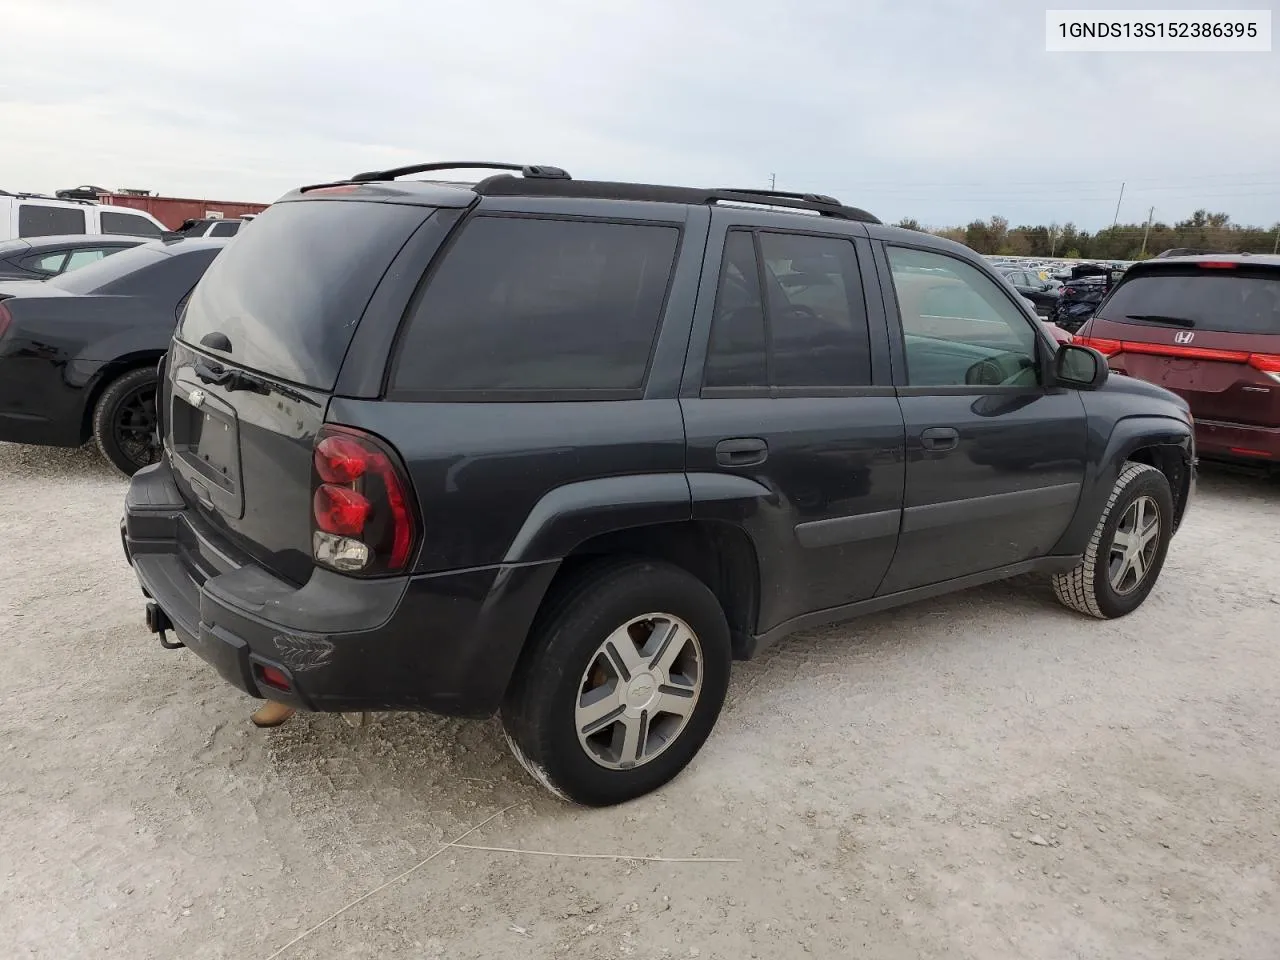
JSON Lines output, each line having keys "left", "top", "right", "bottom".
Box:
{"left": 113, "top": 384, "right": 160, "bottom": 469}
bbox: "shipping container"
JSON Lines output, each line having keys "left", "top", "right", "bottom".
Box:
{"left": 54, "top": 187, "right": 270, "bottom": 230}
{"left": 96, "top": 192, "right": 269, "bottom": 230}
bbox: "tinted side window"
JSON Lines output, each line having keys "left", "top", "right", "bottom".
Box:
{"left": 393, "top": 216, "right": 680, "bottom": 396}
{"left": 18, "top": 204, "right": 87, "bottom": 237}
{"left": 209, "top": 221, "right": 240, "bottom": 237}
{"left": 888, "top": 246, "right": 1040, "bottom": 388}
{"left": 100, "top": 211, "right": 162, "bottom": 238}
{"left": 758, "top": 232, "right": 872, "bottom": 387}
{"left": 703, "top": 230, "right": 767, "bottom": 388}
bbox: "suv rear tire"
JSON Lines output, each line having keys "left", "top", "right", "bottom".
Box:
{"left": 1052, "top": 461, "right": 1174, "bottom": 619}
{"left": 93, "top": 367, "right": 161, "bottom": 477}
{"left": 501, "top": 559, "right": 732, "bottom": 806}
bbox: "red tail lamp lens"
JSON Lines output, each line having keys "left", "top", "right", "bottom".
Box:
{"left": 1074, "top": 336, "right": 1122, "bottom": 356}
{"left": 1197, "top": 261, "right": 1237, "bottom": 269}
{"left": 310, "top": 425, "right": 418, "bottom": 575}
{"left": 313, "top": 483, "right": 371, "bottom": 536}
{"left": 1248, "top": 353, "right": 1280, "bottom": 373}
{"left": 0, "top": 303, "right": 12, "bottom": 338}
{"left": 315, "top": 435, "right": 369, "bottom": 483}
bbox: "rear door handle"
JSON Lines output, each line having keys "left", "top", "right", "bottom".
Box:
{"left": 920, "top": 427, "right": 960, "bottom": 452}
{"left": 716, "top": 437, "right": 768, "bottom": 467}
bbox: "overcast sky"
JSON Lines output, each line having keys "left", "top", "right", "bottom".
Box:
{"left": 3, "top": 0, "right": 1278, "bottom": 230}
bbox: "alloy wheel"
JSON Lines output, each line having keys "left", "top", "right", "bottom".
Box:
{"left": 1108, "top": 495, "right": 1161, "bottom": 595}
{"left": 113, "top": 385, "right": 160, "bottom": 469}
{"left": 574, "top": 613, "right": 703, "bottom": 770}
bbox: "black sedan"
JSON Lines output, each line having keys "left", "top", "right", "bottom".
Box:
{"left": 0, "top": 237, "right": 226, "bottom": 474}
{"left": 0, "top": 234, "right": 149, "bottom": 281}
{"left": 996, "top": 266, "right": 1060, "bottom": 317}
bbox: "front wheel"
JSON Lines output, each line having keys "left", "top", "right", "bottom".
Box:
{"left": 1053, "top": 462, "right": 1174, "bottom": 619}
{"left": 93, "top": 367, "right": 160, "bottom": 476}
{"left": 501, "top": 559, "right": 732, "bottom": 806}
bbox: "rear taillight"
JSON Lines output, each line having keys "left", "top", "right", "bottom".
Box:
{"left": 1074, "top": 336, "right": 1122, "bottom": 356}
{"left": 0, "top": 302, "right": 12, "bottom": 339}
{"left": 1249, "top": 353, "right": 1280, "bottom": 384}
{"left": 311, "top": 425, "right": 418, "bottom": 575}
{"left": 1197, "top": 261, "right": 1237, "bottom": 269}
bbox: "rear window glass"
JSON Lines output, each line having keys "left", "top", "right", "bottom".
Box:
{"left": 19, "top": 204, "right": 87, "bottom": 237}
{"left": 1100, "top": 270, "right": 1280, "bottom": 335}
{"left": 391, "top": 216, "right": 680, "bottom": 397}
{"left": 177, "top": 200, "right": 429, "bottom": 388}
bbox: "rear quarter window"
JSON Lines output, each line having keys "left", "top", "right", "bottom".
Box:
{"left": 390, "top": 215, "right": 681, "bottom": 398}
{"left": 177, "top": 200, "right": 430, "bottom": 388}
{"left": 1100, "top": 270, "right": 1280, "bottom": 335}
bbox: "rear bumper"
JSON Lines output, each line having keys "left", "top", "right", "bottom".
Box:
{"left": 121, "top": 459, "right": 559, "bottom": 716}
{"left": 1194, "top": 418, "right": 1280, "bottom": 464}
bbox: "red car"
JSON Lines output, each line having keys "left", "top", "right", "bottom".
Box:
{"left": 1075, "top": 255, "right": 1280, "bottom": 469}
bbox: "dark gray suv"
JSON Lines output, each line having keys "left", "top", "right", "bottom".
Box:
{"left": 121, "top": 162, "right": 1195, "bottom": 805}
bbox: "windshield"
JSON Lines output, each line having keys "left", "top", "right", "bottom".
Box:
{"left": 176, "top": 199, "right": 430, "bottom": 388}
{"left": 1099, "top": 270, "right": 1280, "bottom": 335}
{"left": 48, "top": 243, "right": 169, "bottom": 294}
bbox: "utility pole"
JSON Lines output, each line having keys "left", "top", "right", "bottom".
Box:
{"left": 1140, "top": 206, "right": 1155, "bottom": 256}
{"left": 1273, "top": 224, "right": 1279, "bottom": 255}
{"left": 1050, "top": 226, "right": 1058, "bottom": 257}
{"left": 1112, "top": 182, "right": 1125, "bottom": 229}
{"left": 769, "top": 173, "right": 776, "bottom": 191}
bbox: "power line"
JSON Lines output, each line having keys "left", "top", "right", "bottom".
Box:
{"left": 796, "top": 171, "right": 1280, "bottom": 188}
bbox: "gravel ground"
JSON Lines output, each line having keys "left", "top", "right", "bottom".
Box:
{"left": 2, "top": 441, "right": 1278, "bottom": 960}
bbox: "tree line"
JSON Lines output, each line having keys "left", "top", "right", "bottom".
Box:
{"left": 894, "top": 210, "right": 1280, "bottom": 260}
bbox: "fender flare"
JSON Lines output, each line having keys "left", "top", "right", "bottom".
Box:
{"left": 502, "top": 473, "right": 695, "bottom": 564}
{"left": 1053, "top": 414, "right": 1193, "bottom": 555}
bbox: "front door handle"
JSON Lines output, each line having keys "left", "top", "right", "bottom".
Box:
{"left": 920, "top": 427, "right": 960, "bottom": 452}
{"left": 716, "top": 437, "right": 768, "bottom": 467}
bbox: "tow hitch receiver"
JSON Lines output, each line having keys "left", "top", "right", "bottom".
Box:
{"left": 145, "top": 602, "right": 184, "bottom": 649}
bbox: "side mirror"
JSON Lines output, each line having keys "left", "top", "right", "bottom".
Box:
{"left": 1055, "top": 343, "right": 1109, "bottom": 390}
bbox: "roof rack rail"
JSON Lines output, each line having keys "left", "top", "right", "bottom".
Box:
{"left": 0, "top": 189, "right": 97, "bottom": 206}
{"left": 716, "top": 187, "right": 844, "bottom": 207}
{"left": 349, "top": 161, "right": 570, "bottom": 183}
{"left": 472, "top": 177, "right": 881, "bottom": 223}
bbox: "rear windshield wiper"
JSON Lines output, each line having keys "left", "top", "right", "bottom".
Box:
{"left": 1124, "top": 314, "right": 1196, "bottom": 328}
{"left": 193, "top": 359, "right": 319, "bottom": 406}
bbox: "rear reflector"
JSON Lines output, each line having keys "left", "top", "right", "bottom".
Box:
{"left": 1228, "top": 447, "right": 1273, "bottom": 459}
{"left": 0, "top": 302, "right": 11, "bottom": 339}
{"left": 257, "top": 665, "right": 292, "bottom": 692}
